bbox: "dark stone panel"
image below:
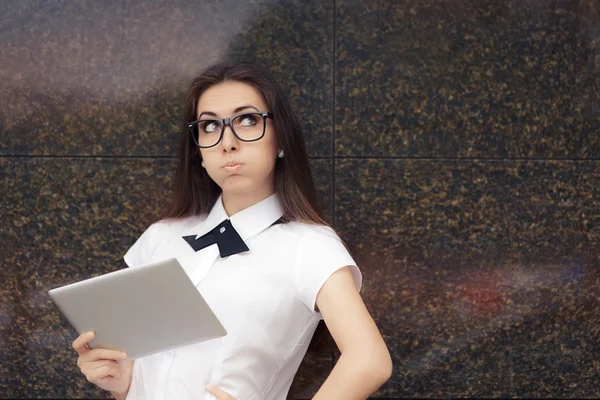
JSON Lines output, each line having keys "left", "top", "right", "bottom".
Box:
{"left": 335, "top": 159, "right": 600, "bottom": 397}
{"left": 0, "top": 237, "right": 20, "bottom": 395}
{"left": 336, "top": 0, "right": 600, "bottom": 158}
{"left": 337, "top": 159, "right": 599, "bottom": 267}
{"left": 0, "top": 156, "right": 333, "bottom": 397}
{"left": 288, "top": 351, "right": 332, "bottom": 400}
{"left": 309, "top": 159, "right": 334, "bottom": 223}
{"left": 225, "top": 0, "right": 334, "bottom": 158}
{"left": 0, "top": 157, "right": 174, "bottom": 397}
{"left": 1, "top": 0, "right": 333, "bottom": 157}
{"left": 0, "top": 1, "right": 140, "bottom": 157}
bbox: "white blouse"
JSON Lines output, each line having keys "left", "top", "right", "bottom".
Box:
{"left": 122, "top": 193, "right": 362, "bottom": 400}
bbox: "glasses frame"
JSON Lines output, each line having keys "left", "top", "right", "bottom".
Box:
{"left": 187, "top": 111, "right": 274, "bottom": 148}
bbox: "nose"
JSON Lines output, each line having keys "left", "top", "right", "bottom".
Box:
{"left": 220, "top": 122, "right": 239, "bottom": 151}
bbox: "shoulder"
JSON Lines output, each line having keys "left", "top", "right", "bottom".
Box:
{"left": 278, "top": 220, "right": 340, "bottom": 240}
{"left": 275, "top": 221, "right": 347, "bottom": 254}
{"left": 284, "top": 221, "right": 345, "bottom": 247}
{"left": 283, "top": 221, "right": 361, "bottom": 314}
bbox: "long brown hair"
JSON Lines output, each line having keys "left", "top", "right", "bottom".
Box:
{"left": 162, "top": 62, "right": 328, "bottom": 226}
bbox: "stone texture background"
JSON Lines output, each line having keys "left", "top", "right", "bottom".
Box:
{"left": 1, "top": 0, "right": 599, "bottom": 398}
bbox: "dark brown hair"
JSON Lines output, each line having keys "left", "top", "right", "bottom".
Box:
{"left": 161, "top": 62, "right": 328, "bottom": 226}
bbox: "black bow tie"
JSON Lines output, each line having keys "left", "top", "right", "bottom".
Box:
{"left": 183, "top": 217, "right": 285, "bottom": 258}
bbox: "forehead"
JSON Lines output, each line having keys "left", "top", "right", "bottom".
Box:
{"left": 196, "top": 81, "right": 266, "bottom": 116}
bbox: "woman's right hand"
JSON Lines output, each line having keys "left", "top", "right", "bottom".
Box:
{"left": 72, "top": 331, "right": 134, "bottom": 397}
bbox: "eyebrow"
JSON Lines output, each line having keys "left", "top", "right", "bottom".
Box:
{"left": 198, "top": 105, "right": 260, "bottom": 119}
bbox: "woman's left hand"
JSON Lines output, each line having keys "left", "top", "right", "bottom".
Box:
{"left": 206, "top": 384, "right": 236, "bottom": 400}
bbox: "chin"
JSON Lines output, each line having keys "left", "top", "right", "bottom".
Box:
{"left": 219, "top": 178, "right": 257, "bottom": 194}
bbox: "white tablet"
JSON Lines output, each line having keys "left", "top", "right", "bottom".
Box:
{"left": 48, "top": 257, "right": 227, "bottom": 361}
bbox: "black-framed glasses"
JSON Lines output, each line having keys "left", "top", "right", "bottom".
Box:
{"left": 187, "top": 111, "right": 274, "bottom": 148}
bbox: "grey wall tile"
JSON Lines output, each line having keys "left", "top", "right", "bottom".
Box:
{"left": 336, "top": 0, "right": 600, "bottom": 158}
{"left": 225, "top": 0, "right": 334, "bottom": 157}
{"left": 288, "top": 353, "right": 331, "bottom": 399}
{"left": 309, "top": 158, "right": 334, "bottom": 222}
{"left": 334, "top": 158, "right": 600, "bottom": 397}
{"left": 0, "top": 157, "right": 173, "bottom": 397}
{"left": 1, "top": 0, "right": 333, "bottom": 157}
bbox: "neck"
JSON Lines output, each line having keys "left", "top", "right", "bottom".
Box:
{"left": 221, "top": 186, "right": 276, "bottom": 217}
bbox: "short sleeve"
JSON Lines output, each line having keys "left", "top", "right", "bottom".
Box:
{"left": 123, "top": 223, "right": 162, "bottom": 268}
{"left": 294, "top": 225, "right": 363, "bottom": 319}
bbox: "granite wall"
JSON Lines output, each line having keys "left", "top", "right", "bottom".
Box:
{"left": 1, "top": 0, "right": 599, "bottom": 398}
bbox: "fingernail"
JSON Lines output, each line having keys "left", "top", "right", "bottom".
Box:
{"left": 206, "top": 384, "right": 214, "bottom": 390}
{"left": 121, "top": 353, "right": 127, "bottom": 359}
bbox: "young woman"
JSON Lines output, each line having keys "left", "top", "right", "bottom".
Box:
{"left": 71, "top": 62, "right": 392, "bottom": 399}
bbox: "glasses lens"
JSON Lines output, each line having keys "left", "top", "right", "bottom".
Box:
{"left": 232, "top": 113, "right": 265, "bottom": 141}
{"left": 195, "top": 119, "right": 223, "bottom": 147}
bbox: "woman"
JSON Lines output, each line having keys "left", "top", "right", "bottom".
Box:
{"left": 72, "top": 62, "right": 392, "bottom": 399}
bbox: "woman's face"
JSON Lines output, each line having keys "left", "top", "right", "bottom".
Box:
{"left": 196, "top": 80, "right": 278, "bottom": 197}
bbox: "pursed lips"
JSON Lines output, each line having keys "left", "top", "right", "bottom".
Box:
{"left": 222, "top": 161, "right": 244, "bottom": 171}
{"left": 222, "top": 161, "right": 243, "bottom": 167}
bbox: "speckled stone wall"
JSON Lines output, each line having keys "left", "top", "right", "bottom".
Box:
{"left": 1, "top": 0, "right": 599, "bottom": 398}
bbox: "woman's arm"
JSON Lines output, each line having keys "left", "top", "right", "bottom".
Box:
{"left": 312, "top": 267, "right": 392, "bottom": 400}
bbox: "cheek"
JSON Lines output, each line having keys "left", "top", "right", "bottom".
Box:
{"left": 234, "top": 145, "right": 276, "bottom": 182}
{"left": 199, "top": 150, "right": 219, "bottom": 175}
{"left": 264, "top": 127, "right": 279, "bottom": 155}
{"left": 261, "top": 134, "right": 279, "bottom": 165}
{"left": 247, "top": 145, "right": 276, "bottom": 173}
{"left": 200, "top": 149, "right": 217, "bottom": 163}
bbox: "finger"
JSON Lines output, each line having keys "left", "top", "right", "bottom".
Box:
{"left": 206, "top": 384, "right": 234, "bottom": 400}
{"left": 72, "top": 331, "right": 95, "bottom": 355}
{"left": 80, "top": 348, "right": 128, "bottom": 363}
{"left": 85, "top": 364, "right": 121, "bottom": 384}
{"left": 79, "top": 359, "right": 121, "bottom": 377}
{"left": 96, "top": 374, "right": 120, "bottom": 388}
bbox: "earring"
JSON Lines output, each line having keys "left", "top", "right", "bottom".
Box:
{"left": 201, "top": 161, "right": 205, "bottom": 168}
{"left": 277, "top": 149, "right": 284, "bottom": 159}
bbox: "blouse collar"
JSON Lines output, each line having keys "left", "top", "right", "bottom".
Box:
{"left": 195, "top": 193, "right": 284, "bottom": 241}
